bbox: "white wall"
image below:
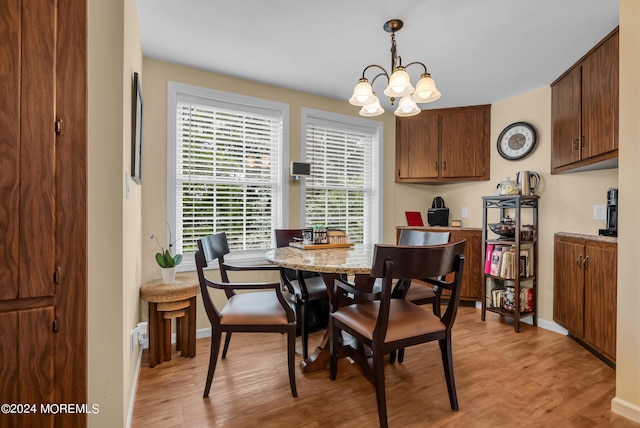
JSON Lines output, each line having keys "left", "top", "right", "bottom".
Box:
{"left": 613, "top": 0, "right": 640, "bottom": 422}
{"left": 88, "top": 0, "right": 143, "bottom": 426}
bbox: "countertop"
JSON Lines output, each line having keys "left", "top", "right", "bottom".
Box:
{"left": 555, "top": 231, "right": 618, "bottom": 244}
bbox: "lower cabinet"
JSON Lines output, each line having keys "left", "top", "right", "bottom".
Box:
{"left": 553, "top": 232, "right": 617, "bottom": 365}
{"left": 396, "top": 227, "right": 482, "bottom": 301}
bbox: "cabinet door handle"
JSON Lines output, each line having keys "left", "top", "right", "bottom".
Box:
{"left": 435, "top": 161, "right": 438, "bottom": 171}
{"left": 443, "top": 161, "right": 447, "bottom": 171}
{"left": 580, "top": 135, "right": 585, "bottom": 149}
{"left": 583, "top": 255, "right": 589, "bottom": 270}
{"left": 576, "top": 254, "right": 583, "bottom": 267}
{"left": 573, "top": 139, "right": 579, "bottom": 151}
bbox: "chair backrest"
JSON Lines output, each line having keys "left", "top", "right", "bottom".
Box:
{"left": 371, "top": 240, "right": 466, "bottom": 331}
{"left": 195, "top": 232, "right": 232, "bottom": 324}
{"left": 398, "top": 229, "right": 450, "bottom": 246}
{"left": 274, "top": 228, "right": 319, "bottom": 281}
{"left": 274, "top": 228, "right": 311, "bottom": 248}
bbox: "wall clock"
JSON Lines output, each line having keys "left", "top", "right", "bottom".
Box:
{"left": 497, "top": 122, "right": 537, "bottom": 160}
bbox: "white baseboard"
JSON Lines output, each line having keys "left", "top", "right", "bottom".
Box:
{"left": 612, "top": 397, "right": 640, "bottom": 423}
{"left": 126, "top": 346, "right": 144, "bottom": 428}
{"left": 170, "top": 326, "right": 212, "bottom": 344}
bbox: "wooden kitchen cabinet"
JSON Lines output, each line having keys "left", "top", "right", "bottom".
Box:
{"left": 553, "top": 233, "right": 617, "bottom": 365}
{"left": 0, "top": 1, "right": 88, "bottom": 426}
{"left": 396, "top": 227, "right": 483, "bottom": 301}
{"left": 396, "top": 105, "right": 490, "bottom": 183}
{"left": 551, "top": 28, "right": 618, "bottom": 174}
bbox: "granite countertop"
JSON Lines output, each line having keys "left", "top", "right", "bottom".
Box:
{"left": 555, "top": 231, "right": 618, "bottom": 244}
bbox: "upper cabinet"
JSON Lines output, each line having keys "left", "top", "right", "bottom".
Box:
{"left": 396, "top": 104, "right": 491, "bottom": 183}
{"left": 551, "top": 28, "right": 619, "bottom": 174}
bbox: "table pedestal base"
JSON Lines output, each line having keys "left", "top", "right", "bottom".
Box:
{"left": 300, "top": 273, "right": 373, "bottom": 373}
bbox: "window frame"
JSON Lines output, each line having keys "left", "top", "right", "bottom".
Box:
{"left": 167, "top": 82, "right": 290, "bottom": 271}
{"left": 300, "top": 108, "right": 383, "bottom": 246}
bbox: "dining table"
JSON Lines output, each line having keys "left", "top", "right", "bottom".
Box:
{"left": 264, "top": 244, "right": 375, "bottom": 373}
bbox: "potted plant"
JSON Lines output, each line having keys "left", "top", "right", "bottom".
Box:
{"left": 151, "top": 224, "right": 182, "bottom": 283}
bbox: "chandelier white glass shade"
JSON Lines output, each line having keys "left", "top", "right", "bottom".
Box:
{"left": 349, "top": 19, "right": 441, "bottom": 117}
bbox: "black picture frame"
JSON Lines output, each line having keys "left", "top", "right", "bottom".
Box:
{"left": 131, "top": 72, "right": 143, "bottom": 184}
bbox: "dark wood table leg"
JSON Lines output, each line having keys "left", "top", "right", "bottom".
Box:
{"left": 176, "top": 316, "right": 183, "bottom": 353}
{"left": 163, "top": 315, "right": 171, "bottom": 361}
{"left": 300, "top": 273, "right": 374, "bottom": 373}
{"left": 188, "top": 296, "right": 197, "bottom": 357}
{"left": 148, "top": 303, "right": 159, "bottom": 368}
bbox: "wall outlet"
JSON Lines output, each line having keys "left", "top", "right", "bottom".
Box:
{"left": 461, "top": 206, "right": 469, "bottom": 218}
{"left": 593, "top": 205, "right": 606, "bottom": 220}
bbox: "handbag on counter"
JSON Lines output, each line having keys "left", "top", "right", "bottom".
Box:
{"left": 427, "top": 196, "right": 449, "bottom": 226}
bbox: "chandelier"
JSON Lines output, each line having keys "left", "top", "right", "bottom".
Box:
{"left": 349, "top": 19, "right": 441, "bottom": 117}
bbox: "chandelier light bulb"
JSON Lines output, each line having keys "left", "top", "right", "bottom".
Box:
{"left": 349, "top": 79, "right": 376, "bottom": 106}
{"left": 384, "top": 67, "right": 414, "bottom": 98}
{"left": 412, "top": 73, "right": 441, "bottom": 103}
{"left": 394, "top": 95, "right": 420, "bottom": 117}
{"left": 359, "top": 96, "right": 384, "bottom": 117}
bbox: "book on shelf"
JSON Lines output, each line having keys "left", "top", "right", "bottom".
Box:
{"left": 521, "top": 243, "right": 534, "bottom": 276}
{"left": 519, "top": 247, "right": 530, "bottom": 277}
{"left": 489, "top": 246, "right": 503, "bottom": 276}
{"left": 492, "top": 288, "right": 504, "bottom": 309}
{"left": 484, "top": 244, "right": 494, "bottom": 274}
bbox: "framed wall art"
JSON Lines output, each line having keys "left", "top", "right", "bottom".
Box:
{"left": 131, "top": 72, "right": 143, "bottom": 184}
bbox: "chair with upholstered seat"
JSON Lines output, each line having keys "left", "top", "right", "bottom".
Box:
{"left": 329, "top": 240, "right": 466, "bottom": 428}
{"left": 389, "top": 229, "right": 451, "bottom": 363}
{"left": 275, "top": 229, "right": 329, "bottom": 359}
{"left": 195, "top": 232, "right": 297, "bottom": 398}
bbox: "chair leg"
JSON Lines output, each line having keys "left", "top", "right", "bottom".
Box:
{"left": 329, "top": 318, "right": 338, "bottom": 381}
{"left": 438, "top": 335, "right": 459, "bottom": 411}
{"left": 389, "top": 349, "right": 396, "bottom": 363}
{"left": 397, "top": 348, "right": 405, "bottom": 363}
{"left": 287, "top": 326, "right": 298, "bottom": 397}
{"left": 221, "top": 332, "right": 232, "bottom": 359}
{"left": 373, "top": 348, "right": 389, "bottom": 428}
{"left": 203, "top": 331, "right": 222, "bottom": 398}
{"left": 301, "top": 300, "right": 309, "bottom": 359}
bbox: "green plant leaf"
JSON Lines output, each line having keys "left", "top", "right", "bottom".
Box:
{"left": 164, "top": 250, "right": 176, "bottom": 267}
{"left": 173, "top": 254, "right": 183, "bottom": 266}
{"left": 155, "top": 253, "right": 166, "bottom": 268}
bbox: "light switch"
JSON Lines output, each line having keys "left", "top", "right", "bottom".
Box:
{"left": 461, "top": 206, "right": 468, "bottom": 218}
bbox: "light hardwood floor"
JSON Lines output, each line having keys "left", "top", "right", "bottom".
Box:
{"left": 132, "top": 306, "right": 639, "bottom": 427}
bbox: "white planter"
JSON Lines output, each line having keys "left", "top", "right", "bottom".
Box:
{"left": 160, "top": 267, "right": 176, "bottom": 284}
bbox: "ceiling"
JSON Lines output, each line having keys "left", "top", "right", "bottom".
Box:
{"left": 136, "top": 0, "right": 619, "bottom": 112}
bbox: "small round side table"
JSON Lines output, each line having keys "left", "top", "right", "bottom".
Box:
{"left": 140, "top": 276, "right": 199, "bottom": 368}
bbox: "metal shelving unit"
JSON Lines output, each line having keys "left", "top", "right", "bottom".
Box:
{"left": 481, "top": 195, "right": 539, "bottom": 332}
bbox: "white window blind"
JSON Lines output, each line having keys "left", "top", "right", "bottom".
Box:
{"left": 302, "top": 110, "right": 382, "bottom": 246}
{"left": 168, "top": 83, "right": 288, "bottom": 269}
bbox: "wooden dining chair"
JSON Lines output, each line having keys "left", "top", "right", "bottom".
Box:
{"left": 195, "top": 232, "right": 297, "bottom": 398}
{"left": 389, "top": 229, "right": 451, "bottom": 363}
{"left": 275, "top": 229, "right": 329, "bottom": 359}
{"left": 329, "top": 241, "right": 466, "bottom": 428}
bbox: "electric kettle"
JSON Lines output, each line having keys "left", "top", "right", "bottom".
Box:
{"left": 516, "top": 171, "right": 540, "bottom": 195}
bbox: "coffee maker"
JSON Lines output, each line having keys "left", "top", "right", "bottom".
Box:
{"left": 599, "top": 188, "right": 618, "bottom": 237}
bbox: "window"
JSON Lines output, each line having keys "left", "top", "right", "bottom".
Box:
{"left": 168, "top": 82, "right": 289, "bottom": 270}
{"left": 301, "top": 109, "right": 382, "bottom": 246}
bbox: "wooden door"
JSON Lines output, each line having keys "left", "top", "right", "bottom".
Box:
{"left": 440, "top": 107, "right": 487, "bottom": 179}
{"left": 584, "top": 240, "right": 617, "bottom": 362}
{"left": 396, "top": 113, "right": 439, "bottom": 180}
{"left": 553, "top": 236, "right": 585, "bottom": 337}
{"left": 0, "top": 1, "right": 87, "bottom": 426}
{"left": 551, "top": 66, "right": 582, "bottom": 169}
{"left": 581, "top": 30, "right": 619, "bottom": 160}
